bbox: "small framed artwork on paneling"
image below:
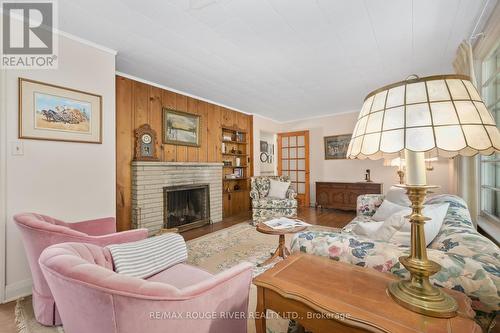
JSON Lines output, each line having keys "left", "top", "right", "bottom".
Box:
{"left": 162, "top": 108, "right": 200, "bottom": 147}
{"left": 324, "top": 134, "right": 352, "bottom": 159}
{"left": 19, "top": 78, "right": 102, "bottom": 143}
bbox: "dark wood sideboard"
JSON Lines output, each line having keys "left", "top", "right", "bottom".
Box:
{"left": 316, "top": 181, "right": 383, "bottom": 211}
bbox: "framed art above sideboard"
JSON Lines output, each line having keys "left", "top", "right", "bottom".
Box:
{"left": 324, "top": 134, "right": 351, "bottom": 159}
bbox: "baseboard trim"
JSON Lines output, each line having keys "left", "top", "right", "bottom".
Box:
{"left": 4, "top": 279, "right": 32, "bottom": 303}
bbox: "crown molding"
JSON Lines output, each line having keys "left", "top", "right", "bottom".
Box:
{"left": 116, "top": 71, "right": 253, "bottom": 115}
{"left": 56, "top": 30, "right": 118, "bottom": 56}
{"left": 279, "top": 109, "right": 360, "bottom": 124}
{"left": 116, "top": 72, "right": 361, "bottom": 124}
{"left": 252, "top": 113, "right": 282, "bottom": 124}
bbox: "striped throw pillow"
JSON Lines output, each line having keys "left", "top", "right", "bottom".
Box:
{"left": 106, "top": 233, "right": 187, "bottom": 279}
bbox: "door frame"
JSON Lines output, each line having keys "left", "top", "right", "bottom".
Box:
{"left": 277, "top": 130, "right": 310, "bottom": 207}
{"left": 0, "top": 68, "right": 7, "bottom": 302}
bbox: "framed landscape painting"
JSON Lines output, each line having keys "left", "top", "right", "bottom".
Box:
{"left": 324, "top": 134, "right": 352, "bottom": 159}
{"left": 163, "top": 108, "right": 200, "bottom": 147}
{"left": 19, "top": 78, "right": 102, "bottom": 143}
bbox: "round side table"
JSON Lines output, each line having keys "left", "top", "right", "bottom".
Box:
{"left": 256, "top": 222, "right": 307, "bottom": 266}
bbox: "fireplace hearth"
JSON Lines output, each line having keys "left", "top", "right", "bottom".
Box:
{"left": 164, "top": 184, "right": 210, "bottom": 232}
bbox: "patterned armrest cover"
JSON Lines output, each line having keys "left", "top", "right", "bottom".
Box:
{"left": 250, "top": 189, "right": 260, "bottom": 200}
{"left": 286, "top": 187, "right": 297, "bottom": 199}
{"left": 356, "top": 194, "right": 384, "bottom": 217}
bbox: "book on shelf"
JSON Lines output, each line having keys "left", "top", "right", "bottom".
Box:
{"left": 225, "top": 174, "right": 244, "bottom": 180}
{"left": 234, "top": 168, "right": 243, "bottom": 178}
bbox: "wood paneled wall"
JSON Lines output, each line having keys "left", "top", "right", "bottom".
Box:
{"left": 116, "top": 75, "right": 253, "bottom": 231}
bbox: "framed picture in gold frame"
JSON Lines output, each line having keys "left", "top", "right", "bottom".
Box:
{"left": 19, "top": 78, "right": 102, "bottom": 143}
{"left": 162, "top": 108, "right": 200, "bottom": 147}
{"left": 324, "top": 134, "right": 352, "bottom": 159}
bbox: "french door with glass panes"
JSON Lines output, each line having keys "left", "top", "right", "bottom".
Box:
{"left": 278, "top": 131, "right": 310, "bottom": 207}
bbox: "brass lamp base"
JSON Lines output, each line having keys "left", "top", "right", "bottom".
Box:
{"left": 389, "top": 279, "right": 458, "bottom": 318}
{"left": 388, "top": 185, "right": 458, "bottom": 318}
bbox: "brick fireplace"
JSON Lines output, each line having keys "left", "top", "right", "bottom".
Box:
{"left": 131, "top": 161, "right": 223, "bottom": 234}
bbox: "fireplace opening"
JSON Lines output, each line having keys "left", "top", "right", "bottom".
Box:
{"left": 164, "top": 184, "right": 210, "bottom": 232}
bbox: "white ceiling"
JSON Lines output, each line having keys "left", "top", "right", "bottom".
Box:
{"left": 59, "top": 0, "right": 492, "bottom": 121}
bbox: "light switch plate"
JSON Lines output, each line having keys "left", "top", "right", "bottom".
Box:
{"left": 11, "top": 141, "right": 24, "bottom": 155}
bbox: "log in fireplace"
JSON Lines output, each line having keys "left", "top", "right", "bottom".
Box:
{"left": 163, "top": 184, "right": 210, "bottom": 232}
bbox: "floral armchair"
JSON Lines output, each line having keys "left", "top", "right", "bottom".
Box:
{"left": 250, "top": 176, "right": 297, "bottom": 223}
{"left": 291, "top": 194, "right": 500, "bottom": 332}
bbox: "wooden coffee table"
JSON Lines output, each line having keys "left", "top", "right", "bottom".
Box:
{"left": 256, "top": 221, "right": 307, "bottom": 266}
{"left": 254, "top": 253, "right": 481, "bottom": 333}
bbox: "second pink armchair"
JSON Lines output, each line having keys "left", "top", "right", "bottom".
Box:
{"left": 14, "top": 213, "right": 148, "bottom": 326}
{"left": 39, "top": 242, "right": 253, "bottom": 333}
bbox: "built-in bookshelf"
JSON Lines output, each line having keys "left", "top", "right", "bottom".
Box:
{"left": 221, "top": 127, "right": 249, "bottom": 189}
{"left": 221, "top": 127, "right": 250, "bottom": 216}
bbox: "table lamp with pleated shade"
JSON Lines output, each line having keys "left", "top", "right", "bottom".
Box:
{"left": 346, "top": 74, "right": 500, "bottom": 318}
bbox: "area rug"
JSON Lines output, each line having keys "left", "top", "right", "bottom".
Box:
{"left": 15, "top": 297, "right": 64, "bottom": 333}
{"left": 15, "top": 222, "right": 339, "bottom": 333}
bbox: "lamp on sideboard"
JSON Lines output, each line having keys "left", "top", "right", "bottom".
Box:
{"left": 383, "top": 157, "right": 406, "bottom": 184}
{"left": 384, "top": 156, "right": 438, "bottom": 184}
{"left": 347, "top": 74, "right": 500, "bottom": 318}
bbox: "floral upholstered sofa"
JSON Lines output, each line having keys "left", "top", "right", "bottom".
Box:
{"left": 291, "top": 194, "right": 500, "bottom": 331}
{"left": 250, "top": 176, "right": 297, "bottom": 222}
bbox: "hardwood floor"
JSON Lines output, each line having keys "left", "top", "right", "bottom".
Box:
{"left": 181, "top": 207, "right": 354, "bottom": 241}
{"left": 0, "top": 301, "right": 17, "bottom": 333}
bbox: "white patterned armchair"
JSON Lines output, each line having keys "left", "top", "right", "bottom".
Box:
{"left": 250, "top": 176, "right": 297, "bottom": 223}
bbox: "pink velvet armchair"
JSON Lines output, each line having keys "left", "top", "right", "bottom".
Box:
{"left": 14, "top": 213, "right": 148, "bottom": 326}
{"left": 39, "top": 242, "right": 253, "bottom": 333}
